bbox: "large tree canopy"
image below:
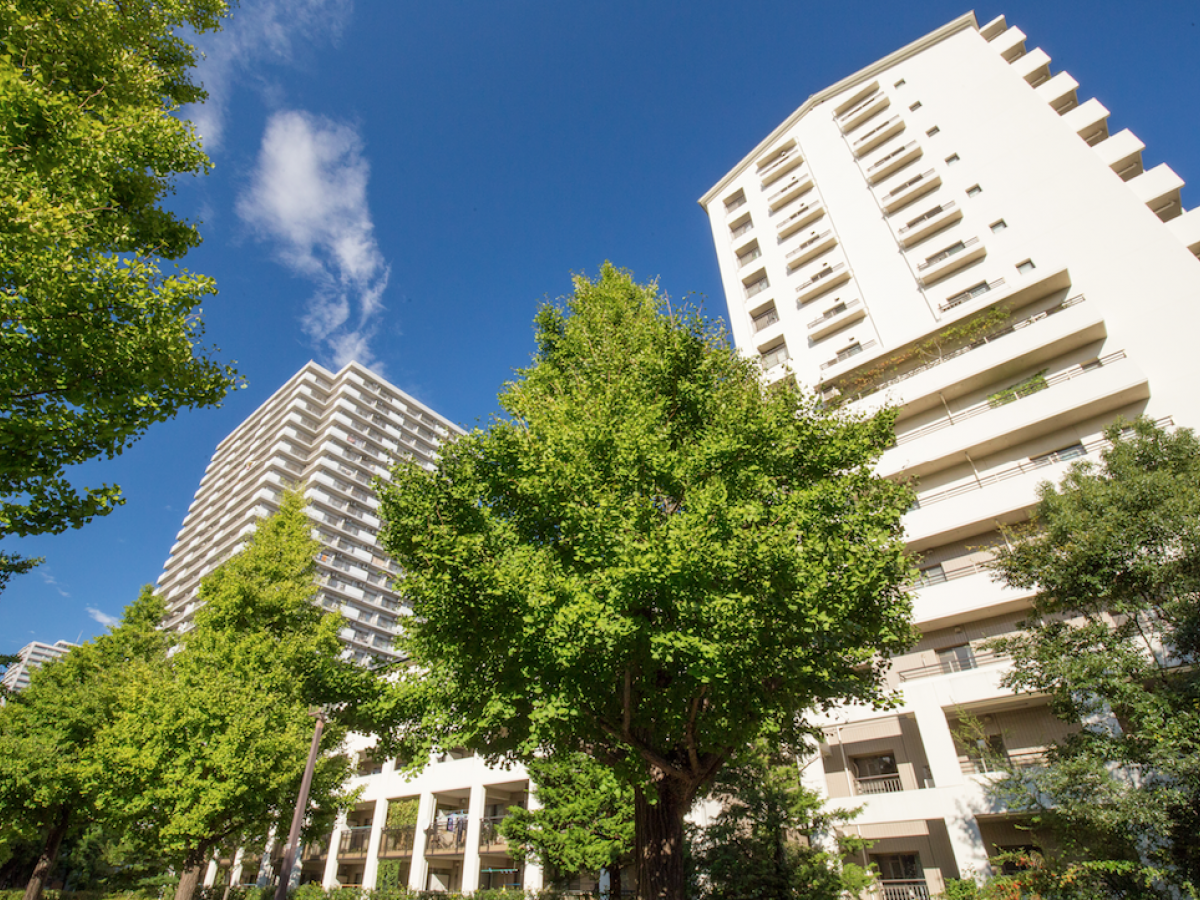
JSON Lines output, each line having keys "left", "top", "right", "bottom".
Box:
{"left": 0, "top": 0, "right": 239, "bottom": 548}
{"left": 985, "top": 418, "right": 1200, "bottom": 899}
{"left": 376, "top": 265, "right": 914, "bottom": 899}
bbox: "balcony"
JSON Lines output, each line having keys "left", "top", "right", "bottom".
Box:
{"left": 1129, "top": 163, "right": 1184, "bottom": 222}
{"left": 794, "top": 261, "right": 850, "bottom": 305}
{"left": 1011, "top": 47, "right": 1050, "bottom": 85}
{"left": 379, "top": 826, "right": 416, "bottom": 857}
{"left": 879, "top": 880, "right": 931, "bottom": 900}
{"left": 785, "top": 229, "right": 837, "bottom": 270}
{"left": 807, "top": 298, "right": 864, "bottom": 340}
{"left": 896, "top": 201, "right": 961, "bottom": 247}
{"left": 855, "top": 773, "right": 904, "bottom": 795}
{"left": 838, "top": 91, "right": 891, "bottom": 134}
{"left": 775, "top": 199, "right": 825, "bottom": 237}
{"left": 758, "top": 146, "right": 804, "bottom": 187}
{"left": 820, "top": 339, "right": 877, "bottom": 373}
{"left": 729, "top": 217, "right": 753, "bottom": 241}
{"left": 851, "top": 114, "right": 905, "bottom": 157}
{"left": 940, "top": 277, "right": 1004, "bottom": 312}
{"left": 917, "top": 236, "right": 986, "bottom": 285}
{"left": 1062, "top": 97, "right": 1109, "bottom": 146}
{"left": 898, "top": 648, "right": 1009, "bottom": 682}
{"left": 879, "top": 169, "right": 941, "bottom": 213}
{"left": 338, "top": 826, "right": 373, "bottom": 858}
{"left": 1094, "top": 128, "right": 1145, "bottom": 181}
{"left": 991, "top": 25, "right": 1027, "bottom": 63}
{"left": 879, "top": 351, "right": 1146, "bottom": 480}
{"left": 1167, "top": 206, "right": 1200, "bottom": 257}
{"left": 479, "top": 816, "right": 510, "bottom": 853}
{"left": 743, "top": 274, "right": 770, "bottom": 300}
{"left": 864, "top": 140, "right": 923, "bottom": 184}
{"left": 766, "top": 171, "right": 815, "bottom": 211}
{"left": 425, "top": 813, "right": 470, "bottom": 856}
{"left": 1035, "top": 70, "right": 1078, "bottom": 114}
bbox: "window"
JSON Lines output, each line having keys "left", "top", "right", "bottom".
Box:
{"left": 894, "top": 78, "right": 906, "bottom": 88}
{"left": 926, "top": 125, "right": 940, "bottom": 137}
{"left": 730, "top": 216, "right": 753, "bottom": 240}
{"left": 724, "top": 189, "right": 746, "bottom": 213}
{"left": 872, "top": 853, "right": 921, "bottom": 883}
{"left": 853, "top": 753, "right": 902, "bottom": 793}
{"left": 918, "top": 563, "right": 948, "bottom": 586}
{"left": 736, "top": 241, "right": 761, "bottom": 267}
{"left": 909, "top": 101, "right": 923, "bottom": 111}
{"left": 760, "top": 342, "right": 789, "bottom": 369}
{"left": 966, "top": 184, "right": 983, "bottom": 197}
{"left": 937, "top": 643, "right": 976, "bottom": 672}
{"left": 752, "top": 304, "right": 780, "bottom": 332}
{"left": 1031, "top": 442, "right": 1087, "bottom": 466}
{"left": 990, "top": 219, "right": 1008, "bottom": 233}
{"left": 944, "top": 152, "right": 960, "bottom": 164}
{"left": 1016, "top": 258, "right": 1036, "bottom": 274}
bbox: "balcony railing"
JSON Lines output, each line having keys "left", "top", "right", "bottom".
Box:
{"left": 774, "top": 198, "right": 822, "bottom": 226}
{"left": 338, "top": 826, "right": 373, "bottom": 858}
{"left": 855, "top": 773, "right": 903, "bottom": 794}
{"left": 941, "top": 277, "right": 1005, "bottom": 312}
{"left": 794, "top": 262, "right": 845, "bottom": 294}
{"left": 853, "top": 114, "right": 901, "bottom": 148}
{"left": 820, "top": 339, "right": 877, "bottom": 371}
{"left": 724, "top": 195, "right": 746, "bottom": 215}
{"left": 730, "top": 220, "right": 753, "bottom": 240}
{"left": 837, "top": 90, "right": 882, "bottom": 125}
{"left": 918, "top": 237, "right": 980, "bottom": 271}
{"left": 868, "top": 140, "right": 919, "bottom": 173}
{"left": 767, "top": 174, "right": 811, "bottom": 205}
{"left": 745, "top": 278, "right": 770, "bottom": 299}
{"left": 379, "top": 826, "right": 416, "bottom": 856}
{"left": 758, "top": 147, "right": 802, "bottom": 179}
{"left": 898, "top": 649, "right": 1009, "bottom": 682}
{"left": 836, "top": 294, "right": 1085, "bottom": 402}
{"left": 892, "top": 350, "right": 1127, "bottom": 446}
{"left": 479, "top": 815, "right": 510, "bottom": 852}
{"left": 808, "top": 299, "right": 861, "bottom": 329}
{"left": 899, "top": 201, "right": 956, "bottom": 235}
{"left": 882, "top": 168, "right": 935, "bottom": 200}
{"left": 960, "top": 747, "right": 1048, "bottom": 775}
{"left": 879, "top": 880, "right": 931, "bottom": 900}
{"left": 786, "top": 229, "right": 833, "bottom": 261}
{"left": 909, "top": 416, "right": 1173, "bottom": 510}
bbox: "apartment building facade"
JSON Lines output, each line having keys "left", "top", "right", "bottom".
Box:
{"left": 159, "top": 361, "right": 541, "bottom": 894}
{"left": 1, "top": 639, "right": 77, "bottom": 694}
{"left": 700, "top": 12, "right": 1200, "bottom": 898}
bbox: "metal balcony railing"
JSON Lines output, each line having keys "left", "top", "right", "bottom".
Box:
{"left": 899, "top": 649, "right": 1009, "bottom": 682}
{"left": 379, "top": 826, "right": 416, "bottom": 856}
{"left": 795, "top": 262, "right": 845, "bottom": 294}
{"left": 868, "top": 140, "right": 919, "bottom": 173}
{"left": 338, "top": 826, "right": 373, "bottom": 857}
{"left": 855, "top": 773, "right": 904, "bottom": 794}
{"left": 808, "top": 299, "right": 860, "bottom": 329}
{"left": 918, "top": 236, "right": 980, "bottom": 271}
{"left": 882, "top": 168, "right": 935, "bottom": 200}
{"left": 899, "top": 201, "right": 956, "bottom": 234}
{"left": 786, "top": 229, "right": 833, "bottom": 260}
{"left": 758, "top": 147, "right": 802, "bottom": 179}
{"left": 879, "top": 880, "right": 931, "bottom": 900}
{"left": 853, "top": 114, "right": 901, "bottom": 148}
{"left": 837, "top": 91, "right": 882, "bottom": 125}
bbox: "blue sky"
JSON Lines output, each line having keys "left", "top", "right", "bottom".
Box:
{"left": 3, "top": 1, "right": 1198, "bottom": 648}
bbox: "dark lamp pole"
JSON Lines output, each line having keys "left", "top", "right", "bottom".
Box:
{"left": 274, "top": 708, "right": 327, "bottom": 900}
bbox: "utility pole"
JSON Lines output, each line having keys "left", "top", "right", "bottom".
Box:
{"left": 274, "top": 708, "right": 326, "bottom": 900}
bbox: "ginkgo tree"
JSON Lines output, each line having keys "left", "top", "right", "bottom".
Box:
{"left": 376, "top": 265, "right": 914, "bottom": 900}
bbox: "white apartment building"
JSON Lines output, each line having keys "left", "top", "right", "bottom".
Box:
{"left": 701, "top": 12, "right": 1200, "bottom": 898}
{"left": 157, "top": 361, "right": 461, "bottom": 664}
{"left": 159, "top": 361, "right": 541, "bottom": 894}
{"left": 1, "top": 639, "right": 77, "bottom": 694}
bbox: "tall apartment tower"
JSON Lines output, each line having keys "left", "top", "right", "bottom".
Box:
{"left": 701, "top": 12, "right": 1200, "bottom": 897}
{"left": 157, "top": 360, "right": 461, "bottom": 664}
{"left": 1, "top": 639, "right": 78, "bottom": 694}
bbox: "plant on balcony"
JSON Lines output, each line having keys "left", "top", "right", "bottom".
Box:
{"left": 376, "top": 264, "right": 914, "bottom": 900}
{"left": 986, "top": 370, "right": 1047, "bottom": 409}
{"left": 980, "top": 418, "right": 1200, "bottom": 898}
{"left": 826, "top": 306, "right": 1011, "bottom": 404}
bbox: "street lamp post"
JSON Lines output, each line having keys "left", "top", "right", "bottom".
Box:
{"left": 274, "top": 708, "right": 327, "bottom": 900}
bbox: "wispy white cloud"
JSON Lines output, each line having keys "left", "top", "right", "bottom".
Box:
{"left": 87, "top": 607, "right": 120, "bottom": 628}
{"left": 238, "top": 110, "right": 389, "bottom": 371}
{"left": 186, "top": 0, "right": 353, "bottom": 151}
{"left": 41, "top": 571, "right": 69, "bottom": 598}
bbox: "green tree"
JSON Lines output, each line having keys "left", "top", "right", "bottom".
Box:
{"left": 0, "top": 0, "right": 239, "bottom": 563}
{"left": 375, "top": 265, "right": 914, "bottom": 900}
{"left": 984, "top": 417, "right": 1200, "bottom": 898}
{"left": 98, "top": 489, "right": 378, "bottom": 900}
{"left": 0, "top": 587, "right": 172, "bottom": 900}
{"left": 688, "top": 742, "right": 873, "bottom": 900}
{"left": 498, "top": 753, "right": 634, "bottom": 895}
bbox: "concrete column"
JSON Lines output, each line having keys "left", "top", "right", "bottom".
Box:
{"left": 523, "top": 780, "right": 544, "bottom": 891}
{"left": 407, "top": 791, "right": 437, "bottom": 891}
{"left": 461, "top": 782, "right": 488, "bottom": 892}
{"left": 203, "top": 858, "right": 219, "bottom": 888}
{"left": 947, "top": 813, "right": 992, "bottom": 880}
{"left": 322, "top": 812, "right": 346, "bottom": 888}
{"left": 912, "top": 701, "right": 964, "bottom": 789}
{"left": 256, "top": 830, "right": 276, "bottom": 888}
{"left": 229, "top": 848, "right": 245, "bottom": 889}
{"left": 361, "top": 797, "right": 390, "bottom": 889}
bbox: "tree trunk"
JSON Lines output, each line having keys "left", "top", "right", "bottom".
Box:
{"left": 22, "top": 805, "right": 70, "bottom": 900}
{"left": 634, "top": 779, "right": 693, "bottom": 900}
{"left": 175, "top": 855, "right": 208, "bottom": 900}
